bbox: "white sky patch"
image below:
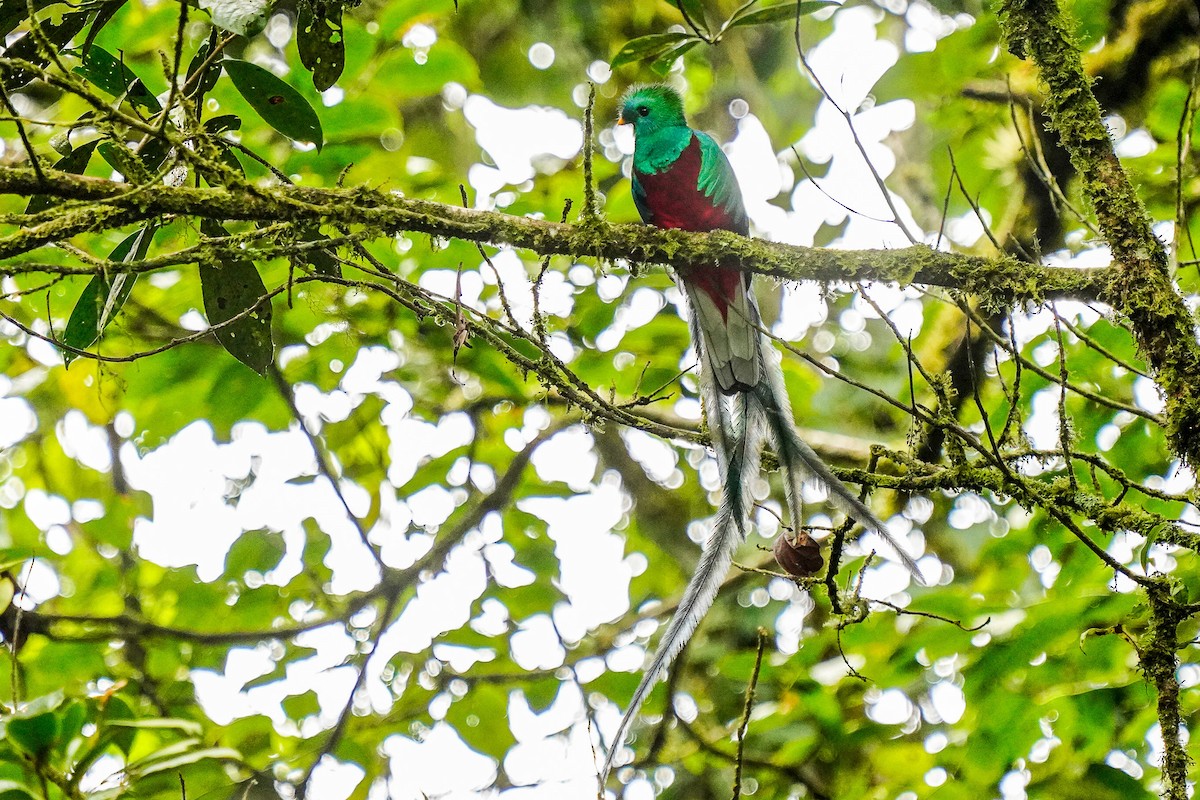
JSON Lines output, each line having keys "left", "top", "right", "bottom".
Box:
{"left": 383, "top": 409, "right": 475, "bottom": 488}
{"left": 904, "top": 1, "right": 962, "bottom": 53}
{"left": 125, "top": 421, "right": 380, "bottom": 591}
{"left": 307, "top": 757, "right": 365, "bottom": 800}
{"left": 0, "top": 394, "right": 35, "bottom": 449}
{"left": 374, "top": 541, "right": 488, "bottom": 655}
{"left": 193, "top": 625, "right": 360, "bottom": 733}
{"left": 57, "top": 410, "right": 112, "bottom": 472}
{"left": 403, "top": 23, "right": 437, "bottom": 49}
{"left": 503, "top": 690, "right": 606, "bottom": 795}
{"left": 806, "top": 6, "right": 897, "bottom": 112}
{"left": 595, "top": 286, "right": 666, "bottom": 352}
{"left": 13, "top": 558, "right": 59, "bottom": 606}
{"left": 419, "top": 268, "right": 485, "bottom": 314}
{"left": 528, "top": 42, "right": 555, "bottom": 70}
{"left": 479, "top": 248, "right": 539, "bottom": 329}
{"left": 1023, "top": 387, "right": 1066, "bottom": 452}
{"left": 797, "top": 99, "right": 921, "bottom": 248}
{"left": 77, "top": 753, "right": 125, "bottom": 794}
{"left": 857, "top": 284, "right": 925, "bottom": 339}
{"left": 531, "top": 426, "right": 598, "bottom": 490}
{"left": 341, "top": 346, "right": 406, "bottom": 398}
{"left": 866, "top": 686, "right": 915, "bottom": 724}
{"left": 775, "top": 591, "right": 816, "bottom": 655}
{"left": 725, "top": 113, "right": 793, "bottom": 237}
{"left": 464, "top": 95, "right": 583, "bottom": 207}
{"left": 587, "top": 60, "right": 612, "bottom": 84}
{"left": 510, "top": 613, "right": 566, "bottom": 670}
{"left": 944, "top": 209, "right": 987, "bottom": 247}
{"left": 384, "top": 725, "right": 497, "bottom": 797}
{"left": 1116, "top": 128, "right": 1155, "bottom": 159}
{"left": 1134, "top": 375, "right": 1166, "bottom": 415}
{"left": 520, "top": 474, "right": 631, "bottom": 628}
{"left": 774, "top": 282, "right": 827, "bottom": 341}
{"left": 621, "top": 428, "right": 679, "bottom": 485}
{"left": 23, "top": 488, "right": 71, "bottom": 529}
{"left": 928, "top": 680, "right": 966, "bottom": 723}
{"left": 533, "top": 269, "right": 576, "bottom": 319}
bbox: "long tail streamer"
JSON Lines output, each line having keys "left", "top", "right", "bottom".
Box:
{"left": 599, "top": 307, "right": 924, "bottom": 789}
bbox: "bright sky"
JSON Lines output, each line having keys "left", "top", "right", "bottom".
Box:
{"left": 0, "top": 3, "right": 1180, "bottom": 799}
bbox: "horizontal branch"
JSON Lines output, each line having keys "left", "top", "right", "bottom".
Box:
{"left": 0, "top": 165, "right": 1107, "bottom": 303}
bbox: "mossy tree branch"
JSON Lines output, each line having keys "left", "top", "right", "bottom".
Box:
{"left": 0, "top": 165, "right": 1104, "bottom": 304}
{"left": 1000, "top": 0, "right": 1200, "bottom": 471}
{"left": 999, "top": 1, "right": 1196, "bottom": 796}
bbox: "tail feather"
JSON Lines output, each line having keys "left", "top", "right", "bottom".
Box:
{"left": 600, "top": 291, "right": 925, "bottom": 789}
{"left": 692, "top": 310, "right": 735, "bottom": 477}
{"left": 681, "top": 273, "right": 760, "bottom": 394}
{"left": 599, "top": 322, "right": 765, "bottom": 787}
{"left": 751, "top": 344, "right": 926, "bottom": 584}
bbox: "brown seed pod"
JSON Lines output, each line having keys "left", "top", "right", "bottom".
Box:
{"left": 773, "top": 531, "right": 824, "bottom": 578}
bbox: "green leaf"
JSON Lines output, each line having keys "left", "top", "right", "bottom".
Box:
{"left": 204, "top": 114, "right": 243, "bottom": 134}
{"left": 224, "top": 529, "right": 286, "bottom": 576}
{"left": 610, "top": 33, "right": 695, "bottom": 69}
{"left": 107, "top": 717, "right": 205, "bottom": 734}
{"left": 188, "top": 37, "right": 223, "bottom": 97}
{"left": 199, "top": 220, "right": 275, "bottom": 375}
{"left": 128, "top": 746, "right": 242, "bottom": 777}
{"left": 79, "top": 0, "right": 128, "bottom": 58}
{"left": 96, "top": 141, "right": 153, "bottom": 184}
{"left": 54, "top": 700, "right": 88, "bottom": 755}
{"left": 4, "top": 691, "right": 65, "bottom": 756}
{"left": 0, "top": 0, "right": 60, "bottom": 39}
{"left": 27, "top": 139, "right": 99, "bottom": 214}
{"left": 295, "top": 228, "right": 341, "bottom": 278}
{"left": 3, "top": 12, "right": 91, "bottom": 88}
{"left": 215, "top": 143, "right": 246, "bottom": 179}
{"left": 674, "top": 0, "right": 710, "bottom": 33}
{"left": 70, "top": 45, "right": 162, "bottom": 111}
{"left": 199, "top": 0, "right": 271, "bottom": 36}
{"left": 523, "top": 677, "right": 558, "bottom": 712}
{"left": 102, "top": 694, "right": 137, "bottom": 756}
{"left": 0, "top": 780, "right": 38, "bottom": 800}
{"left": 61, "top": 225, "right": 155, "bottom": 365}
{"left": 281, "top": 690, "right": 320, "bottom": 720}
{"left": 727, "top": 0, "right": 840, "bottom": 28}
{"left": 444, "top": 685, "right": 514, "bottom": 759}
{"left": 223, "top": 59, "right": 324, "bottom": 151}
{"left": 650, "top": 39, "right": 700, "bottom": 76}
{"left": 297, "top": 1, "right": 345, "bottom": 92}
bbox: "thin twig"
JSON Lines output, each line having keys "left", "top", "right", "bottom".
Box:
{"left": 731, "top": 628, "right": 768, "bottom": 800}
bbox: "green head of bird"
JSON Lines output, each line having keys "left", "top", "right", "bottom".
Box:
{"left": 617, "top": 84, "right": 687, "bottom": 137}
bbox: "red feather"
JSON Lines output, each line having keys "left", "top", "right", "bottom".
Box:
{"left": 634, "top": 136, "right": 744, "bottom": 320}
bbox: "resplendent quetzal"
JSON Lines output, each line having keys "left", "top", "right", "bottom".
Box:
{"left": 602, "top": 83, "right": 923, "bottom": 784}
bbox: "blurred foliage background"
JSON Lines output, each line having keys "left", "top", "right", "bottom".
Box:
{"left": 1, "top": 0, "right": 1199, "bottom": 798}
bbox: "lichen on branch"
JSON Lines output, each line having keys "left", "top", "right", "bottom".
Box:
{"left": 0, "top": 165, "right": 1106, "bottom": 308}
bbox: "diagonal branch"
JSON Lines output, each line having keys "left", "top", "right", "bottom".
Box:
{"left": 999, "top": 0, "right": 1200, "bottom": 470}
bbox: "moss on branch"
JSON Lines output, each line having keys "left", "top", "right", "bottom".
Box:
{"left": 1000, "top": 0, "right": 1200, "bottom": 473}
{"left": 999, "top": 2, "right": 1198, "bottom": 793}
{"left": 0, "top": 165, "right": 1106, "bottom": 306}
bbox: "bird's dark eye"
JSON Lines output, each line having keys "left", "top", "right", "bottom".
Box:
{"left": 637, "top": 105, "right": 650, "bottom": 117}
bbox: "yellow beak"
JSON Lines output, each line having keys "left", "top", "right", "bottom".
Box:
{"left": 617, "top": 114, "right": 627, "bottom": 126}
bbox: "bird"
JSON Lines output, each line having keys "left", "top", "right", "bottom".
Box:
{"left": 601, "top": 83, "right": 924, "bottom": 786}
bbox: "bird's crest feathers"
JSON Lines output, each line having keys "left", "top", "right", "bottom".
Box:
{"left": 618, "top": 83, "right": 687, "bottom": 132}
